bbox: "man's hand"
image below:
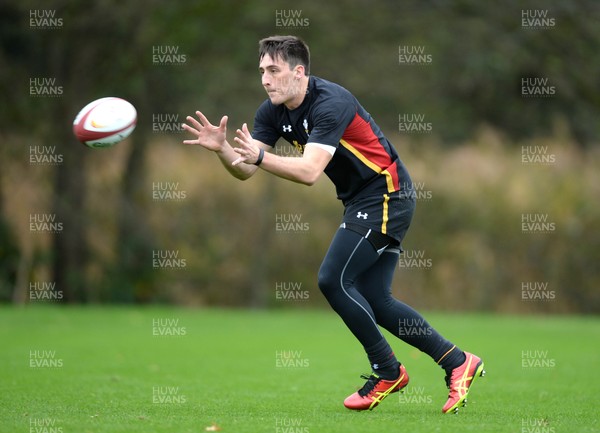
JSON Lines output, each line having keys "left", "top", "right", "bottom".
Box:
{"left": 232, "top": 123, "right": 261, "bottom": 166}
{"left": 182, "top": 111, "right": 228, "bottom": 152}
{"left": 182, "top": 112, "right": 262, "bottom": 181}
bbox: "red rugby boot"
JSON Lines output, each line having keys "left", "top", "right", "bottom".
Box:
{"left": 344, "top": 364, "right": 409, "bottom": 411}
{"left": 442, "top": 351, "right": 485, "bottom": 414}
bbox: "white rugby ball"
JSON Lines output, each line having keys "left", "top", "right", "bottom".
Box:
{"left": 73, "top": 97, "right": 137, "bottom": 148}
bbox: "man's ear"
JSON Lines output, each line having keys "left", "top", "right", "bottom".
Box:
{"left": 294, "top": 64, "right": 305, "bottom": 78}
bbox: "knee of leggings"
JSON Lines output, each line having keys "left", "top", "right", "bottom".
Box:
{"left": 317, "top": 265, "right": 339, "bottom": 298}
{"left": 368, "top": 295, "right": 395, "bottom": 317}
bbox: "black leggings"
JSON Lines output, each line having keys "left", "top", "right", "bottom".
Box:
{"left": 318, "top": 227, "right": 455, "bottom": 363}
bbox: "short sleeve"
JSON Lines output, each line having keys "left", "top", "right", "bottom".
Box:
{"left": 308, "top": 97, "right": 356, "bottom": 149}
{"left": 251, "top": 99, "right": 280, "bottom": 147}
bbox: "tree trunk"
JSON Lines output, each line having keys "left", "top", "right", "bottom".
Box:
{"left": 51, "top": 104, "right": 88, "bottom": 302}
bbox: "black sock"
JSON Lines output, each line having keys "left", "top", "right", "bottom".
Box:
{"left": 365, "top": 338, "right": 400, "bottom": 380}
{"left": 437, "top": 346, "right": 467, "bottom": 376}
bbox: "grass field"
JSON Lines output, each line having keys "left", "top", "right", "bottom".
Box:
{"left": 1, "top": 306, "right": 598, "bottom": 433}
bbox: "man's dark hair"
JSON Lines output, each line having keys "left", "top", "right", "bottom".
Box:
{"left": 258, "top": 35, "right": 310, "bottom": 75}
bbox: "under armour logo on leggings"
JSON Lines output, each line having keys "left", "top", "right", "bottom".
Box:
{"left": 357, "top": 212, "right": 368, "bottom": 219}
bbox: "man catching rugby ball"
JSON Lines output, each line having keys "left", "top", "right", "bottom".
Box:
{"left": 182, "top": 35, "right": 484, "bottom": 413}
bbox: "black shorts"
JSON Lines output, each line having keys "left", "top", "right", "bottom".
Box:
{"left": 342, "top": 191, "right": 415, "bottom": 247}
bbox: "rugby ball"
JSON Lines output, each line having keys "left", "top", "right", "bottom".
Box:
{"left": 73, "top": 97, "right": 137, "bottom": 148}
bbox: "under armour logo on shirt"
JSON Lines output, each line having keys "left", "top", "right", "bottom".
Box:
{"left": 357, "top": 212, "right": 368, "bottom": 220}
{"left": 283, "top": 125, "right": 292, "bottom": 132}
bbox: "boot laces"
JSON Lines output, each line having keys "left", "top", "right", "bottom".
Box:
{"left": 357, "top": 373, "right": 382, "bottom": 397}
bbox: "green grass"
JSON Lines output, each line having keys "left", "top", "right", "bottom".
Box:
{"left": 1, "top": 306, "right": 598, "bottom": 433}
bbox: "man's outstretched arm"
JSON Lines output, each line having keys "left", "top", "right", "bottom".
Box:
{"left": 232, "top": 123, "right": 333, "bottom": 186}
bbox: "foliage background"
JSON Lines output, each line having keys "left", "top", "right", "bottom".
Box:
{"left": 0, "top": 0, "right": 598, "bottom": 313}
